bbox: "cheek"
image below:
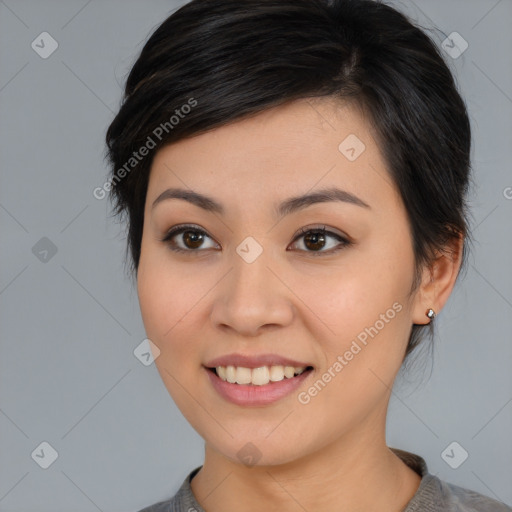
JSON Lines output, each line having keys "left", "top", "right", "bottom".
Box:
{"left": 295, "top": 256, "right": 412, "bottom": 338}
{"left": 137, "top": 241, "right": 202, "bottom": 337}
{"left": 288, "top": 242, "right": 415, "bottom": 383}
{"left": 137, "top": 255, "right": 206, "bottom": 415}
{"left": 290, "top": 271, "right": 412, "bottom": 431}
{"left": 137, "top": 246, "right": 225, "bottom": 394}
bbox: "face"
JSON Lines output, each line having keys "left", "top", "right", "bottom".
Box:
{"left": 137, "top": 98, "right": 427, "bottom": 467}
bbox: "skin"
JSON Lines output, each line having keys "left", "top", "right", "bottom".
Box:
{"left": 137, "top": 97, "right": 463, "bottom": 512}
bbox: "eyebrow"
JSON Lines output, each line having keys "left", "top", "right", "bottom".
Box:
{"left": 151, "top": 186, "right": 370, "bottom": 217}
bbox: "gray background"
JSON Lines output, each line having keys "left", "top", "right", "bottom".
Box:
{"left": 0, "top": 0, "right": 511, "bottom": 510}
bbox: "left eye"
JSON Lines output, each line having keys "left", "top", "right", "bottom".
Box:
{"left": 288, "top": 226, "right": 350, "bottom": 255}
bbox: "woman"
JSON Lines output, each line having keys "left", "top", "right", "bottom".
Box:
{"left": 105, "top": 0, "right": 511, "bottom": 510}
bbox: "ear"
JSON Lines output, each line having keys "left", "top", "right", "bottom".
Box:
{"left": 412, "top": 234, "right": 464, "bottom": 325}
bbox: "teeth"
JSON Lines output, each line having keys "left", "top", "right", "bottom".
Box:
{"left": 251, "top": 366, "right": 269, "bottom": 386}
{"left": 216, "top": 366, "right": 227, "bottom": 380}
{"left": 235, "top": 367, "right": 252, "bottom": 385}
{"left": 284, "top": 366, "right": 295, "bottom": 379}
{"left": 269, "top": 365, "right": 285, "bottom": 382}
{"left": 215, "top": 365, "right": 308, "bottom": 386}
{"left": 226, "top": 365, "right": 236, "bottom": 384}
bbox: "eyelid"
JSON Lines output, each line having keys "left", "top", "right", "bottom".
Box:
{"left": 161, "top": 223, "right": 210, "bottom": 241}
{"left": 161, "top": 223, "right": 220, "bottom": 252}
{"left": 290, "top": 224, "right": 350, "bottom": 243}
{"left": 287, "top": 224, "right": 352, "bottom": 255}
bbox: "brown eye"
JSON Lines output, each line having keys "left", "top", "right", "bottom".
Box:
{"left": 182, "top": 230, "right": 204, "bottom": 249}
{"left": 303, "top": 231, "right": 327, "bottom": 251}
{"left": 289, "top": 226, "right": 351, "bottom": 256}
{"left": 162, "top": 225, "right": 219, "bottom": 253}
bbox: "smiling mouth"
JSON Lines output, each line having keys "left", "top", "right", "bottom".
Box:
{"left": 207, "top": 365, "right": 314, "bottom": 386}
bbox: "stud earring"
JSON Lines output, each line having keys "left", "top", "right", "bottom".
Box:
{"left": 426, "top": 308, "right": 436, "bottom": 319}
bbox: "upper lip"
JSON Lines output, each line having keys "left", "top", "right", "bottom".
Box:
{"left": 204, "top": 353, "right": 313, "bottom": 369}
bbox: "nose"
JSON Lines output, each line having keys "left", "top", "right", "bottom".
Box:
{"left": 210, "top": 248, "right": 295, "bottom": 337}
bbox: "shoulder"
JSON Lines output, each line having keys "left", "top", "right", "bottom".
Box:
{"left": 390, "top": 448, "right": 511, "bottom": 512}
{"left": 136, "top": 466, "right": 204, "bottom": 512}
{"left": 136, "top": 492, "right": 196, "bottom": 512}
{"left": 136, "top": 500, "right": 171, "bottom": 512}
{"left": 435, "top": 476, "right": 511, "bottom": 512}
{"left": 408, "top": 473, "right": 512, "bottom": 512}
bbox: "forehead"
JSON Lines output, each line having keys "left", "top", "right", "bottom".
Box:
{"left": 147, "top": 97, "right": 398, "bottom": 212}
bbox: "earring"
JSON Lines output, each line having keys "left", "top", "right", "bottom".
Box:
{"left": 426, "top": 308, "right": 436, "bottom": 319}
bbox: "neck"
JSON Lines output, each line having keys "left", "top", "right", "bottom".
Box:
{"left": 190, "top": 415, "right": 421, "bottom": 512}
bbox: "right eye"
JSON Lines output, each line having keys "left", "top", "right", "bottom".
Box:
{"left": 161, "top": 224, "right": 220, "bottom": 253}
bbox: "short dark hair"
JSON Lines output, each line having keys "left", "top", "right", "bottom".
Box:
{"left": 105, "top": 0, "right": 472, "bottom": 361}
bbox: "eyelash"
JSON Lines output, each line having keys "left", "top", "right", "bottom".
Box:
{"left": 161, "top": 223, "right": 352, "bottom": 257}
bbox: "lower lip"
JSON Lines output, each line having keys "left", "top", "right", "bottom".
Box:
{"left": 205, "top": 367, "right": 313, "bottom": 406}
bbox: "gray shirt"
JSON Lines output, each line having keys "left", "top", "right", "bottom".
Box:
{"left": 139, "top": 448, "right": 512, "bottom": 511}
